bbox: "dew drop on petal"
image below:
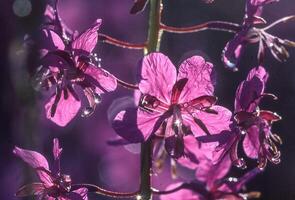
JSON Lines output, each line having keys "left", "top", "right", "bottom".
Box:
{"left": 94, "top": 93, "right": 102, "bottom": 104}
{"left": 13, "top": 0, "right": 32, "bottom": 17}
{"left": 81, "top": 107, "right": 94, "bottom": 117}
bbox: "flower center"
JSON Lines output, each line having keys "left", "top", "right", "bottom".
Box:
{"left": 55, "top": 174, "right": 72, "bottom": 193}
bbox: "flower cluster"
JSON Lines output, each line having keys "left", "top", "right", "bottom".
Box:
{"left": 13, "top": 0, "right": 294, "bottom": 199}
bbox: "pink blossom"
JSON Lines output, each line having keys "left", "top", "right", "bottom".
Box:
{"left": 112, "top": 53, "right": 232, "bottom": 159}
{"left": 160, "top": 156, "right": 261, "bottom": 200}
{"left": 37, "top": 15, "right": 117, "bottom": 126}
{"left": 233, "top": 66, "right": 282, "bottom": 169}
{"left": 222, "top": 0, "right": 279, "bottom": 70}
{"left": 14, "top": 139, "right": 88, "bottom": 200}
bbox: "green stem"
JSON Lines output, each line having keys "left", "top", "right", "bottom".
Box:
{"left": 145, "top": 0, "right": 163, "bottom": 53}
{"left": 140, "top": 0, "right": 163, "bottom": 200}
{"left": 139, "top": 139, "right": 153, "bottom": 200}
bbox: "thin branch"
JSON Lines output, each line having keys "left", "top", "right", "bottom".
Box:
{"left": 72, "top": 184, "right": 138, "bottom": 198}
{"left": 99, "top": 33, "right": 146, "bottom": 49}
{"left": 160, "top": 21, "right": 241, "bottom": 34}
{"left": 151, "top": 183, "right": 186, "bottom": 195}
{"left": 262, "top": 15, "right": 295, "bottom": 31}
{"left": 116, "top": 78, "right": 139, "bottom": 90}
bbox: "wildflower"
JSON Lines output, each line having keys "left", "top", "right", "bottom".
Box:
{"left": 36, "top": 17, "right": 117, "bottom": 126}
{"left": 160, "top": 156, "right": 261, "bottom": 200}
{"left": 222, "top": 0, "right": 295, "bottom": 71}
{"left": 233, "top": 66, "right": 282, "bottom": 169}
{"left": 14, "top": 139, "right": 88, "bottom": 200}
{"left": 112, "top": 53, "right": 231, "bottom": 158}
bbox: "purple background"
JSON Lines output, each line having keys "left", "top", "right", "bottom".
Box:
{"left": 1, "top": 0, "right": 295, "bottom": 199}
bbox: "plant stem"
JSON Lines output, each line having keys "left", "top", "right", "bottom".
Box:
{"left": 72, "top": 184, "right": 138, "bottom": 198}
{"left": 160, "top": 21, "right": 240, "bottom": 33}
{"left": 139, "top": 0, "right": 163, "bottom": 200}
{"left": 99, "top": 33, "right": 146, "bottom": 49}
{"left": 139, "top": 139, "right": 153, "bottom": 200}
{"left": 145, "top": 0, "right": 163, "bottom": 53}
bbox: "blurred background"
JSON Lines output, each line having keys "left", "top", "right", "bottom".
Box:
{"left": 1, "top": 0, "right": 295, "bottom": 199}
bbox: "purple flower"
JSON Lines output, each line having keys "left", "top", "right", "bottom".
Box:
{"left": 112, "top": 53, "right": 232, "bottom": 158}
{"left": 221, "top": 0, "right": 294, "bottom": 71}
{"left": 160, "top": 156, "right": 261, "bottom": 200}
{"left": 36, "top": 17, "right": 117, "bottom": 126}
{"left": 233, "top": 66, "right": 282, "bottom": 169}
{"left": 14, "top": 139, "right": 88, "bottom": 200}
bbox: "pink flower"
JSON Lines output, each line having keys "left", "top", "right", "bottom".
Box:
{"left": 112, "top": 53, "right": 232, "bottom": 158}
{"left": 14, "top": 139, "right": 88, "bottom": 200}
{"left": 160, "top": 156, "right": 261, "bottom": 200}
{"left": 222, "top": 0, "right": 281, "bottom": 70}
{"left": 37, "top": 18, "right": 117, "bottom": 126}
{"left": 233, "top": 66, "right": 282, "bottom": 169}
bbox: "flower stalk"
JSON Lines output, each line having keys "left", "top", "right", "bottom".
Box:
{"left": 160, "top": 20, "right": 241, "bottom": 34}
{"left": 99, "top": 33, "right": 146, "bottom": 49}
{"left": 139, "top": 0, "right": 163, "bottom": 199}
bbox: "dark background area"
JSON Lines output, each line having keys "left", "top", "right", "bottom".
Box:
{"left": 1, "top": 0, "right": 295, "bottom": 199}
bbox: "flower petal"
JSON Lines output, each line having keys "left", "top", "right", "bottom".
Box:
{"left": 40, "top": 29, "right": 65, "bottom": 57}
{"left": 246, "top": 66, "right": 269, "bottom": 83}
{"left": 184, "top": 106, "right": 232, "bottom": 137}
{"left": 13, "top": 147, "right": 53, "bottom": 186}
{"left": 196, "top": 155, "right": 231, "bottom": 189}
{"left": 138, "top": 53, "right": 177, "bottom": 104}
{"left": 84, "top": 64, "right": 117, "bottom": 94}
{"left": 243, "top": 125, "right": 260, "bottom": 159}
{"left": 62, "top": 188, "right": 88, "bottom": 200}
{"left": 71, "top": 19, "right": 102, "bottom": 54}
{"left": 45, "top": 89, "right": 81, "bottom": 127}
{"left": 235, "top": 67, "right": 268, "bottom": 112}
{"left": 112, "top": 108, "right": 162, "bottom": 143}
{"left": 222, "top": 31, "right": 247, "bottom": 71}
{"left": 177, "top": 135, "right": 201, "bottom": 170}
{"left": 177, "top": 56, "right": 215, "bottom": 103}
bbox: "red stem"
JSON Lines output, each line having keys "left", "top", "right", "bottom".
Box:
{"left": 73, "top": 184, "right": 139, "bottom": 198}
{"left": 116, "top": 78, "right": 139, "bottom": 90}
{"left": 160, "top": 21, "right": 241, "bottom": 33}
{"left": 99, "top": 33, "right": 146, "bottom": 49}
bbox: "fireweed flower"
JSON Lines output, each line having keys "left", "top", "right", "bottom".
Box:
{"left": 112, "top": 52, "right": 232, "bottom": 159}
{"left": 233, "top": 66, "right": 282, "bottom": 169}
{"left": 13, "top": 139, "right": 88, "bottom": 200}
{"left": 222, "top": 0, "right": 295, "bottom": 71}
{"left": 36, "top": 18, "right": 117, "bottom": 126}
{"left": 160, "top": 156, "right": 261, "bottom": 200}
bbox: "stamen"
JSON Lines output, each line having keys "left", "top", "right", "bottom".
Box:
{"left": 262, "top": 15, "right": 295, "bottom": 31}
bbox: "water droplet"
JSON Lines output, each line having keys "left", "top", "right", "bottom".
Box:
{"left": 228, "top": 177, "right": 238, "bottom": 182}
{"left": 234, "top": 158, "right": 247, "bottom": 169}
{"left": 241, "top": 130, "right": 247, "bottom": 135}
{"left": 81, "top": 107, "right": 94, "bottom": 117}
{"left": 13, "top": 0, "right": 32, "bottom": 17}
{"left": 174, "top": 119, "right": 182, "bottom": 127}
{"left": 136, "top": 195, "right": 142, "bottom": 200}
{"left": 94, "top": 93, "right": 102, "bottom": 104}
